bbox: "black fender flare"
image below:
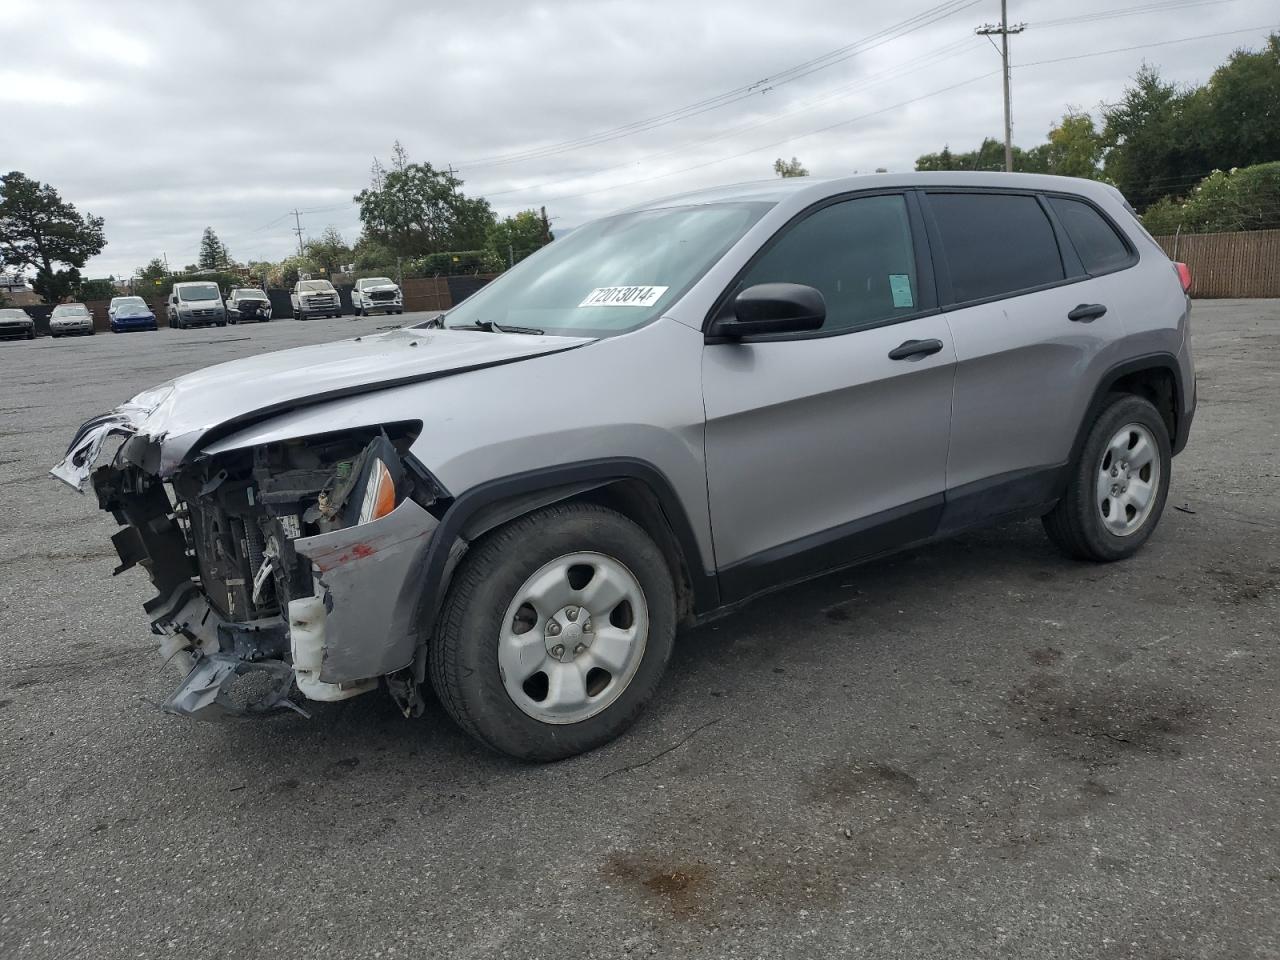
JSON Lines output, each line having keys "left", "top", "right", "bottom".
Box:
{"left": 414, "top": 457, "right": 718, "bottom": 638}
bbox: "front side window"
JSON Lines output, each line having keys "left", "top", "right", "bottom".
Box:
{"left": 444, "top": 201, "right": 771, "bottom": 337}
{"left": 737, "top": 194, "right": 919, "bottom": 334}
{"left": 1047, "top": 196, "right": 1133, "bottom": 276}
{"left": 928, "top": 192, "right": 1064, "bottom": 303}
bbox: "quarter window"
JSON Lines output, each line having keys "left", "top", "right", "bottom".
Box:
{"left": 739, "top": 194, "right": 919, "bottom": 334}
{"left": 1047, "top": 196, "right": 1132, "bottom": 275}
{"left": 928, "top": 192, "right": 1064, "bottom": 303}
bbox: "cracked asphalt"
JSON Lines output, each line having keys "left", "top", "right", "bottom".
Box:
{"left": 1, "top": 302, "right": 1277, "bottom": 959}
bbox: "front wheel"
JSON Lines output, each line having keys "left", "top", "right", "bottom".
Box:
{"left": 431, "top": 502, "right": 677, "bottom": 761}
{"left": 1043, "top": 394, "right": 1172, "bottom": 562}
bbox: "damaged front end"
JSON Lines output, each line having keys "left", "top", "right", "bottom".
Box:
{"left": 60, "top": 419, "right": 446, "bottom": 720}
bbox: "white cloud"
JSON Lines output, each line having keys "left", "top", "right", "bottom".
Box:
{"left": 3, "top": 0, "right": 1274, "bottom": 277}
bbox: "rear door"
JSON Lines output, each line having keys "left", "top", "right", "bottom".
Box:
{"left": 920, "top": 189, "right": 1132, "bottom": 530}
{"left": 702, "top": 192, "right": 956, "bottom": 601}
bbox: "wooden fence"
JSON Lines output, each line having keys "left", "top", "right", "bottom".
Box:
{"left": 1153, "top": 229, "right": 1280, "bottom": 299}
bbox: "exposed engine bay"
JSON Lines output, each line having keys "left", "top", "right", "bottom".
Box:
{"left": 90, "top": 422, "right": 445, "bottom": 719}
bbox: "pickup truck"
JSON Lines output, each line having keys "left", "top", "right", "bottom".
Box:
{"left": 351, "top": 276, "right": 404, "bottom": 317}
{"left": 290, "top": 279, "right": 341, "bottom": 320}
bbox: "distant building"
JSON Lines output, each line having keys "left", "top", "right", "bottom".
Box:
{"left": 0, "top": 273, "right": 40, "bottom": 306}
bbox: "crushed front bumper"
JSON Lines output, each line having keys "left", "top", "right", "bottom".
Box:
{"left": 53, "top": 414, "right": 441, "bottom": 720}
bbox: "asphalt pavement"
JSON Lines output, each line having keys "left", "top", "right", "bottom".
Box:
{"left": 1, "top": 302, "right": 1277, "bottom": 959}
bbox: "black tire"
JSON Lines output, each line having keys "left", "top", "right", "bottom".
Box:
{"left": 430, "top": 502, "right": 678, "bottom": 761}
{"left": 1043, "top": 393, "right": 1172, "bottom": 562}
{"left": 26, "top": 330, "right": 34, "bottom": 340}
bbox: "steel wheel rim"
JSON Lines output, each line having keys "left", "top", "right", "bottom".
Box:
{"left": 497, "top": 551, "right": 649, "bottom": 724}
{"left": 1096, "top": 422, "right": 1161, "bottom": 537}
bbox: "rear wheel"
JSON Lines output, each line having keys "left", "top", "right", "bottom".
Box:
{"left": 431, "top": 502, "right": 677, "bottom": 761}
{"left": 1043, "top": 394, "right": 1171, "bottom": 562}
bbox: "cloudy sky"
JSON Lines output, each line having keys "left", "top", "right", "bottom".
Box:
{"left": 4, "top": 0, "right": 1276, "bottom": 278}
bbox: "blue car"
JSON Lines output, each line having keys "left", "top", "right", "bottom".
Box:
{"left": 109, "top": 297, "right": 158, "bottom": 333}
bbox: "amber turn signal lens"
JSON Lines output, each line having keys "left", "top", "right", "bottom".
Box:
{"left": 358, "top": 459, "right": 398, "bottom": 524}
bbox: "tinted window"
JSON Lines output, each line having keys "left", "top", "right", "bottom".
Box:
{"left": 928, "top": 193, "right": 1064, "bottom": 303}
{"left": 1048, "top": 196, "right": 1132, "bottom": 275}
{"left": 739, "top": 194, "right": 919, "bottom": 333}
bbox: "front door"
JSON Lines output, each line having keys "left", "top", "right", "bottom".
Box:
{"left": 701, "top": 192, "right": 956, "bottom": 601}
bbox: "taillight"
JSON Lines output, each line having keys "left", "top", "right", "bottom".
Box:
{"left": 1174, "top": 262, "right": 1192, "bottom": 294}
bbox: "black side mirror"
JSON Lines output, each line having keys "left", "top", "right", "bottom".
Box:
{"left": 707, "top": 283, "right": 825, "bottom": 340}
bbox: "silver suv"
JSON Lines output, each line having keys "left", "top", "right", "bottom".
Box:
{"left": 52, "top": 172, "right": 1195, "bottom": 761}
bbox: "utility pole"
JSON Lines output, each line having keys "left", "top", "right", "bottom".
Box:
{"left": 976, "top": 0, "right": 1025, "bottom": 172}
{"left": 540, "top": 206, "right": 551, "bottom": 246}
{"left": 290, "top": 209, "right": 305, "bottom": 257}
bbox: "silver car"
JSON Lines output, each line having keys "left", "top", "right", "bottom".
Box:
{"left": 52, "top": 172, "right": 1195, "bottom": 760}
{"left": 49, "top": 302, "right": 95, "bottom": 337}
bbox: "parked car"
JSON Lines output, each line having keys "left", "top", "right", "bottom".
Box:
{"left": 52, "top": 172, "right": 1195, "bottom": 761}
{"left": 291, "top": 279, "right": 341, "bottom": 320}
{"left": 109, "top": 297, "right": 158, "bottom": 333}
{"left": 167, "top": 282, "right": 226, "bottom": 329}
{"left": 49, "top": 302, "right": 95, "bottom": 337}
{"left": 0, "top": 307, "right": 35, "bottom": 340}
{"left": 226, "top": 288, "right": 272, "bottom": 324}
{"left": 351, "top": 276, "right": 403, "bottom": 317}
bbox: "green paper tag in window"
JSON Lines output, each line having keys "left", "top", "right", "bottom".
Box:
{"left": 889, "top": 274, "right": 913, "bottom": 308}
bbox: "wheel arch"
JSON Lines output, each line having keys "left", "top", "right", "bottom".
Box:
{"left": 415, "top": 458, "right": 718, "bottom": 643}
{"left": 1069, "top": 353, "right": 1186, "bottom": 478}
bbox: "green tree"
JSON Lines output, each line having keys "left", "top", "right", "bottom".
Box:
{"left": 1102, "top": 65, "right": 1206, "bottom": 210}
{"left": 1141, "top": 161, "right": 1280, "bottom": 235}
{"left": 352, "top": 235, "right": 398, "bottom": 270}
{"left": 486, "top": 210, "right": 549, "bottom": 267}
{"left": 1198, "top": 34, "right": 1280, "bottom": 171}
{"left": 197, "top": 227, "right": 231, "bottom": 270}
{"left": 302, "top": 226, "right": 352, "bottom": 277}
{"left": 354, "top": 142, "right": 496, "bottom": 258}
{"left": 0, "top": 171, "right": 106, "bottom": 302}
{"left": 774, "top": 156, "right": 809, "bottom": 178}
{"left": 1044, "top": 108, "right": 1105, "bottom": 178}
{"left": 77, "top": 277, "right": 117, "bottom": 301}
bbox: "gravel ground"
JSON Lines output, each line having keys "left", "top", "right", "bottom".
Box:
{"left": 1, "top": 302, "right": 1277, "bottom": 959}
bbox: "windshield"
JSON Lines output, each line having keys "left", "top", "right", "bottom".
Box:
{"left": 178, "top": 284, "right": 220, "bottom": 302}
{"left": 117, "top": 302, "right": 152, "bottom": 316}
{"left": 52, "top": 304, "right": 89, "bottom": 317}
{"left": 444, "top": 201, "right": 771, "bottom": 337}
{"left": 235, "top": 289, "right": 267, "bottom": 300}
{"left": 114, "top": 297, "right": 145, "bottom": 308}
{"left": 0, "top": 309, "right": 26, "bottom": 320}
{"left": 298, "top": 280, "right": 334, "bottom": 292}
{"left": 363, "top": 277, "right": 394, "bottom": 287}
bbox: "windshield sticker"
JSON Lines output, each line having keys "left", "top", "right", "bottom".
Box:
{"left": 889, "top": 274, "right": 914, "bottom": 309}
{"left": 579, "top": 285, "right": 669, "bottom": 308}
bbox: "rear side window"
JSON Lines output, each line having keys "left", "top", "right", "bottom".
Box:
{"left": 1047, "top": 196, "right": 1133, "bottom": 275}
{"left": 739, "top": 194, "right": 919, "bottom": 334}
{"left": 927, "top": 193, "right": 1064, "bottom": 303}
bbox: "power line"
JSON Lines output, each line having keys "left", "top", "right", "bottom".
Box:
{"left": 478, "top": 35, "right": 981, "bottom": 200}
{"left": 454, "top": 0, "right": 985, "bottom": 171}
{"left": 1033, "top": 0, "right": 1242, "bottom": 28}
{"left": 1015, "top": 23, "right": 1278, "bottom": 68}
{"left": 539, "top": 70, "right": 1001, "bottom": 205}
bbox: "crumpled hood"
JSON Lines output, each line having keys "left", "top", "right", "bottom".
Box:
{"left": 51, "top": 326, "right": 592, "bottom": 490}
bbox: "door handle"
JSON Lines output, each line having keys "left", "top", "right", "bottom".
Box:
{"left": 888, "top": 338, "right": 944, "bottom": 361}
{"left": 1068, "top": 303, "right": 1107, "bottom": 322}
